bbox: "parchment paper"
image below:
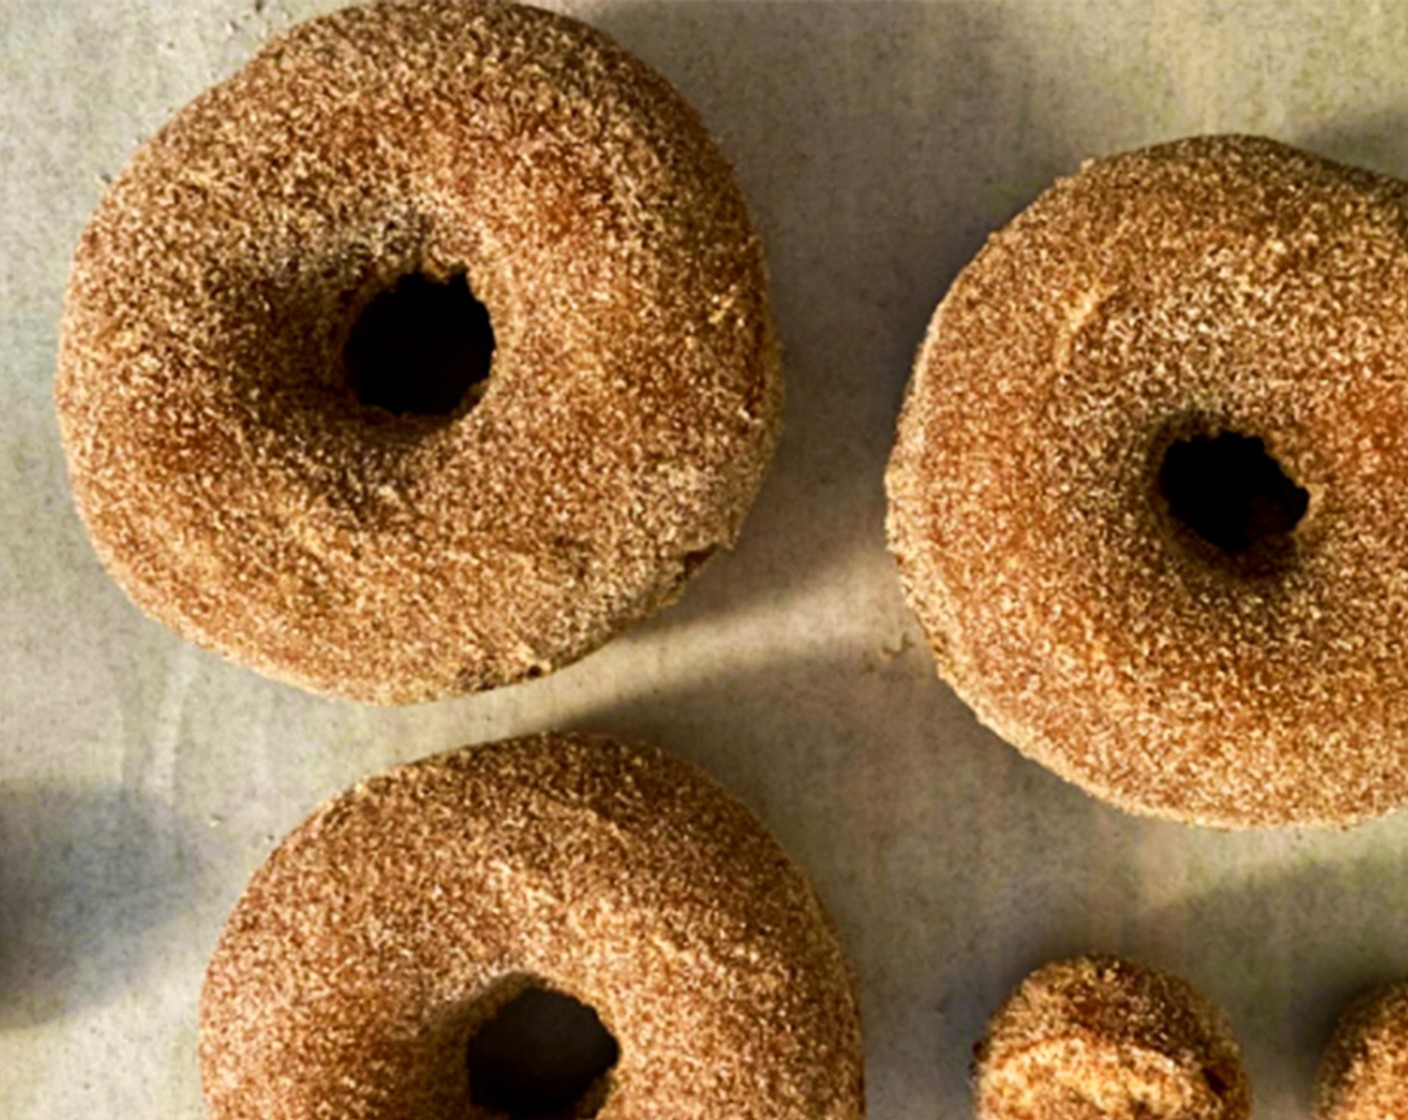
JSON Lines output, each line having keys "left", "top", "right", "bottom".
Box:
{"left": 4, "top": 2, "right": 1408, "bottom": 1116}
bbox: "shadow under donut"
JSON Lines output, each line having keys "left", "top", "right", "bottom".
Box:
{"left": 1138, "top": 846, "right": 1408, "bottom": 1118}
{"left": 0, "top": 784, "right": 211, "bottom": 1029}
{"left": 1296, "top": 109, "right": 1408, "bottom": 179}
{"left": 584, "top": 0, "right": 1086, "bottom": 636}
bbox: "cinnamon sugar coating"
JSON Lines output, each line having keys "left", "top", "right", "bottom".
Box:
{"left": 974, "top": 956, "right": 1250, "bottom": 1120}
{"left": 888, "top": 135, "right": 1408, "bottom": 827}
{"left": 1315, "top": 980, "right": 1408, "bottom": 1120}
{"left": 56, "top": 0, "right": 780, "bottom": 703}
{"left": 199, "top": 733, "right": 864, "bottom": 1120}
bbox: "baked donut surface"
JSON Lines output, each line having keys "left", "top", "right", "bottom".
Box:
{"left": 56, "top": 0, "right": 779, "bottom": 703}
{"left": 199, "top": 733, "right": 864, "bottom": 1120}
{"left": 887, "top": 134, "right": 1408, "bottom": 827}
{"left": 1315, "top": 980, "right": 1408, "bottom": 1120}
{"left": 973, "top": 956, "right": 1250, "bottom": 1120}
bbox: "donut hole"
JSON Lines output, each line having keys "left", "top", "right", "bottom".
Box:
{"left": 343, "top": 270, "right": 494, "bottom": 417}
{"left": 466, "top": 987, "right": 619, "bottom": 1118}
{"left": 1156, "top": 431, "right": 1309, "bottom": 565}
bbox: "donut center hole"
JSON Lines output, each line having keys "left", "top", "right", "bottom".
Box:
{"left": 343, "top": 270, "right": 494, "bottom": 416}
{"left": 466, "top": 988, "right": 619, "bottom": 1118}
{"left": 1157, "top": 431, "right": 1309, "bottom": 556}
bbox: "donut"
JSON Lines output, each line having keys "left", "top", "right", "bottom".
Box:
{"left": 973, "top": 956, "right": 1250, "bottom": 1120}
{"left": 1315, "top": 980, "right": 1408, "bottom": 1120}
{"left": 887, "top": 134, "right": 1408, "bottom": 827}
{"left": 56, "top": 0, "right": 779, "bottom": 703}
{"left": 199, "top": 733, "right": 865, "bottom": 1119}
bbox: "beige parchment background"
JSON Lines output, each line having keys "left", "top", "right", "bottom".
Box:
{"left": 4, "top": 1, "right": 1408, "bottom": 1116}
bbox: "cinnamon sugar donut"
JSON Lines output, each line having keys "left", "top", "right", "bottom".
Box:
{"left": 973, "top": 956, "right": 1250, "bottom": 1120}
{"left": 56, "top": 0, "right": 779, "bottom": 703}
{"left": 1315, "top": 980, "right": 1408, "bottom": 1120}
{"left": 199, "top": 733, "right": 864, "bottom": 1120}
{"left": 888, "top": 135, "right": 1408, "bottom": 827}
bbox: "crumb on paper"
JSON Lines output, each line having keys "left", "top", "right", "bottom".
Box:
{"left": 877, "top": 633, "right": 913, "bottom": 661}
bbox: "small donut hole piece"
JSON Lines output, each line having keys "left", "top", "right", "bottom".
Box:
{"left": 465, "top": 987, "right": 620, "bottom": 1119}
{"left": 343, "top": 270, "right": 494, "bottom": 417}
{"left": 1156, "top": 431, "right": 1309, "bottom": 561}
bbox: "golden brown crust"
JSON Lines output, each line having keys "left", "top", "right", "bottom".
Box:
{"left": 199, "top": 732, "right": 864, "bottom": 1120}
{"left": 887, "top": 134, "right": 1408, "bottom": 827}
{"left": 56, "top": 0, "right": 780, "bottom": 703}
{"left": 1315, "top": 981, "right": 1408, "bottom": 1120}
{"left": 973, "top": 956, "right": 1250, "bottom": 1120}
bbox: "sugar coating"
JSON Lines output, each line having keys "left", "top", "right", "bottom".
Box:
{"left": 1315, "top": 980, "right": 1408, "bottom": 1120}
{"left": 887, "top": 134, "right": 1408, "bottom": 828}
{"left": 56, "top": 0, "right": 780, "bottom": 703}
{"left": 973, "top": 956, "right": 1250, "bottom": 1120}
{"left": 199, "top": 732, "right": 864, "bottom": 1120}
